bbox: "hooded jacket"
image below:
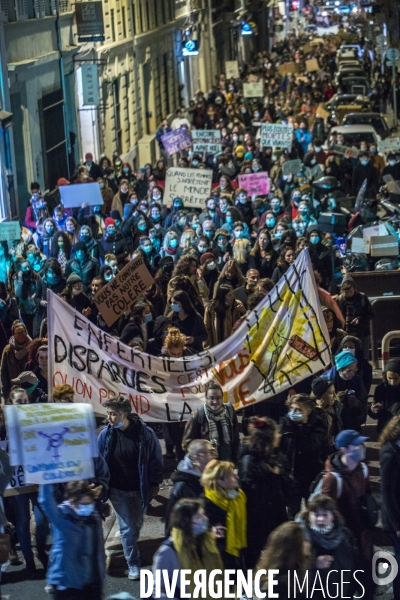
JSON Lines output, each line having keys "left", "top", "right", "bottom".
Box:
{"left": 370, "top": 381, "right": 400, "bottom": 433}
{"left": 97, "top": 415, "right": 164, "bottom": 509}
{"left": 321, "top": 366, "right": 368, "bottom": 429}
{"left": 72, "top": 237, "right": 105, "bottom": 262}
{"left": 165, "top": 454, "right": 204, "bottom": 536}
{"left": 336, "top": 275, "right": 374, "bottom": 340}
{"left": 38, "top": 483, "right": 106, "bottom": 589}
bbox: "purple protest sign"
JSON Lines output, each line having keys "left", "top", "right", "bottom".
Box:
{"left": 161, "top": 127, "right": 192, "bottom": 156}
{"left": 238, "top": 172, "right": 270, "bottom": 196}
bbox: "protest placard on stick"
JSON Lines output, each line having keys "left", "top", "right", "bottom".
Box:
{"left": 92, "top": 255, "right": 154, "bottom": 327}
{"left": 164, "top": 167, "right": 213, "bottom": 208}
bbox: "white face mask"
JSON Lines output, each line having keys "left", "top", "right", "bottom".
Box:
{"left": 207, "top": 262, "right": 216, "bottom": 270}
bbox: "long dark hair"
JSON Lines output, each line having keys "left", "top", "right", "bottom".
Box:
{"left": 170, "top": 290, "right": 197, "bottom": 317}
{"left": 277, "top": 245, "right": 294, "bottom": 271}
{"left": 44, "top": 258, "right": 63, "bottom": 279}
{"left": 211, "top": 283, "right": 233, "bottom": 317}
{"left": 51, "top": 231, "right": 72, "bottom": 259}
{"left": 246, "top": 416, "right": 278, "bottom": 459}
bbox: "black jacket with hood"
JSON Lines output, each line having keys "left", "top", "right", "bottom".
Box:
{"left": 165, "top": 454, "right": 204, "bottom": 536}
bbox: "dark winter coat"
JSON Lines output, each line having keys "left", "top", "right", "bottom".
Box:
{"left": 321, "top": 367, "right": 368, "bottom": 430}
{"left": 99, "top": 231, "right": 129, "bottom": 268}
{"left": 239, "top": 452, "right": 287, "bottom": 568}
{"left": 279, "top": 410, "right": 329, "bottom": 489}
{"left": 97, "top": 415, "right": 164, "bottom": 509}
{"left": 335, "top": 290, "right": 374, "bottom": 340}
{"left": 64, "top": 256, "right": 100, "bottom": 294}
{"left": 165, "top": 455, "right": 204, "bottom": 536}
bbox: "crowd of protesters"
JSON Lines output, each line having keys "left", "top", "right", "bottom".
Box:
{"left": 1, "top": 10, "right": 400, "bottom": 600}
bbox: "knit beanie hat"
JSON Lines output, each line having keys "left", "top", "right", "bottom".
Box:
{"left": 386, "top": 358, "right": 400, "bottom": 375}
{"left": 67, "top": 273, "right": 83, "bottom": 284}
{"left": 311, "top": 378, "right": 334, "bottom": 398}
{"left": 105, "top": 218, "right": 116, "bottom": 227}
{"left": 200, "top": 252, "right": 215, "bottom": 266}
{"left": 335, "top": 350, "right": 357, "bottom": 371}
{"left": 341, "top": 274, "right": 355, "bottom": 289}
{"left": 74, "top": 242, "right": 87, "bottom": 253}
{"left": 110, "top": 210, "right": 121, "bottom": 221}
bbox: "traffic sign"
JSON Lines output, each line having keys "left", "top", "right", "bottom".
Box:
{"left": 387, "top": 48, "right": 399, "bottom": 61}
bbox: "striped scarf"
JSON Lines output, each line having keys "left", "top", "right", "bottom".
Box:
{"left": 204, "top": 404, "right": 231, "bottom": 445}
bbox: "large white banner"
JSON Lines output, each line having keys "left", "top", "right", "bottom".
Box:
{"left": 48, "top": 250, "right": 331, "bottom": 422}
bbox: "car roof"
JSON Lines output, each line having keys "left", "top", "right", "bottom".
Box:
{"left": 330, "top": 125, "right": 378, "bottom": 133}
{"left": 343, "top": 112, "right": 384, "bottom": 119}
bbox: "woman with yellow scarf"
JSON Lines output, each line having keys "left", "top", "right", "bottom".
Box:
{"left": 152, "top": 498, "right": 223, "bottom": 600}
{"left": 200, "top": 460, "right": 247, "bottom": 571}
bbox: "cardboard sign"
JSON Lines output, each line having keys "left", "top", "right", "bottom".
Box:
{"left": 192, "top": 130, "right": 222, "bottom": 154}
{"left": 302, "top": 43, "right": 312, "bottom": 54}
{"left": 345, "top": 147, "right": 359, "bottom": 159}
{"left": 378, "top": 137, "right": 400, "bottom": 153}
{"left": 59, "top": 182, "right": 104, "bottom": 209}
{"left": 164, "top": 167, "right": 213, "bottom": 208}
{"left": 5, "top": 403, "right": 97, "bottom": 485}
{"left": 238, "top": 173, "right": 270, "bottom": 196}
{"left": 0, "top": 221, "right": 20, "bottom": 242}
{"left": 161, "top": 127, "right": 192, "bottom": 156}
{"left": 243, "top": 82, "right": 264, "bottom": 98}
{"left": 225, "top": 61, "right": 239, "bottom": 78}
{"left": 370, "top": 235, "right": 399, "bottom": 257}
{"left": 282, "top": 159, "right": 303, "bottom": 176}
{"left": 247, "top": 74, "right": 260, "bottom": 83}
{"left": 316, "top": 105, "right": 329, "bottom": 120}
{"left": 260, "top": 123, "right": 294, "bottom": 150}
{"left": 278, "top": 62, "right": 297, "bottom": 75}
{"left": 92, "top": 255, "right": 154, "bottom": 327}
{"left": 306, "top": 58, "right": 319, "bottom": 72}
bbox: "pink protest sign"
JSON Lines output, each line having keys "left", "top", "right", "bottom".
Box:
{"left": 238, "top": 172, "right": 270, "bottom": 196}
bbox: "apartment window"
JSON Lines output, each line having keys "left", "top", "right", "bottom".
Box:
{"left": 161, "top": 0, "right": 165, "bottom": 25}
{"left": 122, "top": 5, "right": 127, "bottom": 37}
{"left": 138, "top": 0, "right": 143, "bottom": 33}
{"left": 131, "top": 0, "right": 136, "bottom": 34}
{"left": 145, "top": 0, "right": 150, "bottom": 30}
{"left": 110, "top": 8, "right": 116, "bottom": 41}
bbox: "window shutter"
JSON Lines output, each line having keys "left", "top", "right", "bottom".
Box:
{"left": 14, "top": 0, "right": 28, "bottom": 20}
{"left": 0, "top": 0, "right": 8, "bottom": 21}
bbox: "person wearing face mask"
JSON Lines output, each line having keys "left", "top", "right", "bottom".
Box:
{"left": 200, "top": 459, "right": 246, "bottom": 572}
{"left": 13, "top": 260, "right": 37, "bottom": 335}
{"left": 321, "top": 430, "right": 374, "bottom": 575}
{"left": 100, "top": 218, "right": 129, "bottom": 269}
{"left": 296, "top": 494, "right": 361, "bottom": 600}
{"left": 24, "top": 186, "right": 49, "bottom": 232}
{"left": 289, "top": 189, "right": 303, "bottom": 220}
{"left": 304, "top": 151, "right": 323, "bottom": 183}
{"left": 321, "top": 350, "right": 368, "bottom": 431}
{"left": 38, "top": 480, "right": 105, "bottom": 598}
{"left": 212, "top": 229, "right": 232, "bottom": 266}
{"left": 382, "top": 152, "right": 400, "bottom": 180}
{"left": 168, "top": 290, "right": 207, "bottom": 352}
{"left": 160, "top": 231, "right": 180, "bottom": 262}
{"left": 306, "top": 225, "right": 331, "bottom": 284}
{"left": 74, "top": 225, "right": 104, "bottom": 263}
{"left": 38, "top": 218, "right": 58, "bottom": 258}
{"left": 163, "top": 197, "right": 184, "bottom": 229}
{"left": 352, "top": 152, "right": 380, "bottom": 197}
{"left": 98, "top": 396, "right": 163, "bottom": 581}
{"left": 119, "top": 300, "right": 153, "bottom": 351}
{"left": 199, "top": 252, "right": 219, "bottom": 295}
{"left": 33, "top": 259, "right": 66, "bottom": 336}
{"left": 60, "top": 273, "right": 94, "bottom": 319}
{"left": 111, "top": 179, "right": 130, "bottom": 216}
{"left": 83, "top": 152, "right": 103, "bottom": 180}
{"left": 153, "top": 498, "right": 223, "bottom": 600}
{"left": 239, "top": 417, "right": 287, "bottom": 569}
{"left": 65, "top": 241, "right": 100, "bottom": 294}
{"left": 311, "top": 378, "right": 343, "bottom": 452}
{"left": 337, "top": 335, "right": 372, "bottom": 396}
{"left": 233, "top": 188, "right": 253, "bottom": 226}
{"left": 312, "top": 138, "right": 327, "bottom": 165}
{"left": 96, "top": 176, "right": 114, "bottom": 214}
{"left": 369, "top": 358, "right": 400, "bottom": 434}
{"left": 294, "top": 121, "right": 312, "bottom": 154}
{"left": 369, "top": 143, "right": 385, "bottom": 174}
{"left": 165, "top": 440, "right": 217, "bottom": 536}
{"left": 0, "top": 321, "right": 32, "bottom": 400}
{"left": 203, "top": 283, "right": 245, "bottom": 350}
{"left": 280, "top": 394, "right": 329, "bottom": 519}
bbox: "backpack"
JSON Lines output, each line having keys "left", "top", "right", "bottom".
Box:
{"left": 309, "top": 462, "right": 368, "bottom": 501}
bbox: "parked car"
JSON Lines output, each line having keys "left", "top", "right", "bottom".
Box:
{"left": 339, "top": 76, "right": 370, "bottom": 95}
{"left": 324, "top": 94, "right": 371, "bottom": 112}
{"left": 342, "top": 112, "right": 390, "bottom": 139}
{"left": 335, "top": 68, "right": 366, "bottom": 87}
{"left": 329, "top": 124, "right": 382, "bottom": 148}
